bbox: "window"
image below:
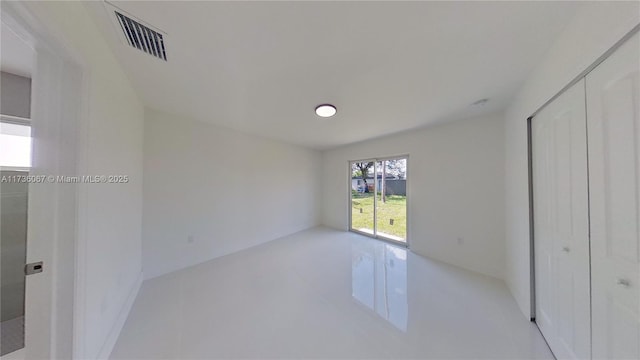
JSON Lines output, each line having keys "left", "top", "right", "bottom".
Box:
{"left": 0, "top": 121, "right": 31, "bottom": 168}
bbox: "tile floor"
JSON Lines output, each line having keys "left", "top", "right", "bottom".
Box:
{"left": 0, "top": 316, "right": 24, "bottom": 357}
{"left": 111, "top": 227, "right": 552, "bottom": 359}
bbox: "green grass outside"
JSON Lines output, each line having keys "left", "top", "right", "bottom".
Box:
{"left": 351, "top": 192, "right": 406, "bottom": 239}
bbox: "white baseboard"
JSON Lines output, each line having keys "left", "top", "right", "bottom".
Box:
{"left": 96, "top": 272, "right": 143, "bottom": 360}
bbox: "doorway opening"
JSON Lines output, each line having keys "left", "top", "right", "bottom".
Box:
{"left": 0, "top": 27, "right": 34, "bottom": 356}
{"left": 349, "top": 156, "right": 408, "bottom": 245}
{"left": 1, "top": 2, "right": 85, "bottom": 358}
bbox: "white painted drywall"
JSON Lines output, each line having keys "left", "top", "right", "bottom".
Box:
{"left": 504, "top": 1, "right": 640, "bottom": 318}
{"left": 142, "top": 108, "right": 322, "bottom": 279}
{"left": 19, "top": 2, "right": 145, "bottom": 358}
{"left": 322, "top": 113, "right": 506, "bottom": 279}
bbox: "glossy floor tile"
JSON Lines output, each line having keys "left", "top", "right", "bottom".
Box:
{"left": 0, "top": 316, "right": 24, "bottom": 357}
{"left": 111, "top": 227, "right": 552, "bottom": 359}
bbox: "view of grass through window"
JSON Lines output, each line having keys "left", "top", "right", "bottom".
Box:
{"left": 350, "top": 158, "right": 407, "bottom": 241}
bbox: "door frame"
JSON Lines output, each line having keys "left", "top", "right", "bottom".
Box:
{"left": 1, "top": 2, "right": 90, "bottom": 359}
{"left": 348, "top": 155, "right": 410, "bottom": 248}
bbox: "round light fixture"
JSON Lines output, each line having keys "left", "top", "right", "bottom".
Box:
{"left": 315, "top": 104, "right": 337, "bottom": 117}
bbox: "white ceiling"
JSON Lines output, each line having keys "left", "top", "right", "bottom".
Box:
{"left": 1, "top": 21, "right": 34, "bottom": 78}
{"left": 89, "top": 1, "right": 582, "bottom": 150}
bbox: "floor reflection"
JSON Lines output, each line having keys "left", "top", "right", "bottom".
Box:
{"left": 351, "top": 240, "right": 408, "bottom": 331}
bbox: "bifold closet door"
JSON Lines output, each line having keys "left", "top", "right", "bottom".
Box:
{"left": 586, "top": 31, "right": 639, "bottom": 360}
{"left": 532, "top": 79, "right": 591, "bottom": 360}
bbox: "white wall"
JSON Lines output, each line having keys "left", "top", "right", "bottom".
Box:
{"left": 504, "top": 1, "right": 640, "bottom": 318}
{"left": 142, "top": 108, "right": 322, "bottom": 279}
{"left": 20, "top": 2, "right": 145, "bottom": 358}
{"left": 322, "top": 113, "right": 506, "bottom": 279}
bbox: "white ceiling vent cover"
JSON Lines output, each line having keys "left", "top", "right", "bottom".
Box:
{"left": 105, "top": 3, "right": 167, "bottom": 61}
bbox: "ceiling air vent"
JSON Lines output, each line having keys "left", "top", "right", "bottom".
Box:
{"left": 113, "top": 10, "right": 167, "bottom": 61}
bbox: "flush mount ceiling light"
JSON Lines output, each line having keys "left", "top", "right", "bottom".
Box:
{"left": 315, "top": 104, "right": 337, "bottom": 117}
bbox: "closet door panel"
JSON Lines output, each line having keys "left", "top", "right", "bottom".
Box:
{"left": 587, "top": 31, "right": 639, "bottom": 360}
{"left": 533, "top": 112, "right": 555, "bottom": 336}
{"left": 532, "top": 78, "right": 591, "bottom": 360}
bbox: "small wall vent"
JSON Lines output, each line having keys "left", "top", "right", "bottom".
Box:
{"left": 112, "top": 9, "right": 167, "bottom": 61}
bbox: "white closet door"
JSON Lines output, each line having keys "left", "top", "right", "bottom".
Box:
{"left": 586, "top": 31, "right": 639, "bottom": 360}
{"left": 532, "top": 78, "right": 591, "bottom": 360}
